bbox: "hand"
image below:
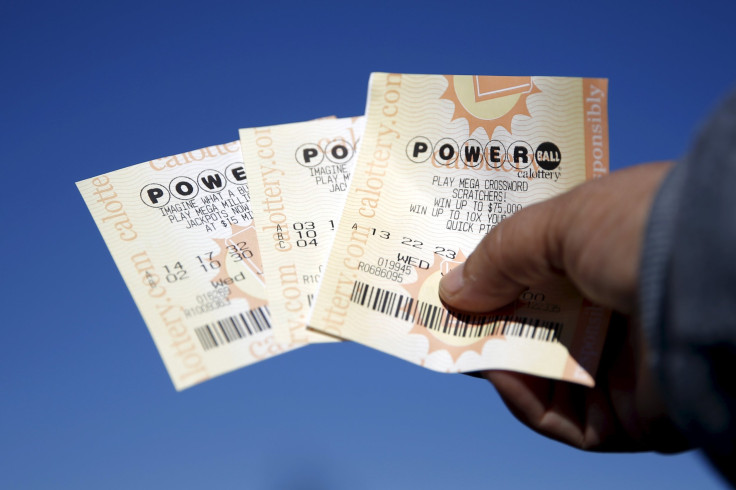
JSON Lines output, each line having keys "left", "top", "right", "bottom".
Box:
{"left": 439, "top": 162, "right": 691, "bottom": 452}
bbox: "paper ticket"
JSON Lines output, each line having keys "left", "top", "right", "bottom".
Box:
{"left": 239, "top": 116, "right": 365, "bottom": 343}
{"left": 77, "top": 141, "right": 299, "bottom": 390}
{"left": 309, "top": 73, "right": 611, "bottom": 386}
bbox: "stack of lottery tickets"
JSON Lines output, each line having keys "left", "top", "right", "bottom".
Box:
{"left": 77, "top": 73, "right": 610, "bottom": 390}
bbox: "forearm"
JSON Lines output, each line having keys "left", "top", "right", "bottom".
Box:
{"left": 640, "top": 88, "right": 736, "bottom": 482}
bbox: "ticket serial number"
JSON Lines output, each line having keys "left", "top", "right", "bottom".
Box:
{"left": 358, "top": 256, "right": 412, "bottom": 283}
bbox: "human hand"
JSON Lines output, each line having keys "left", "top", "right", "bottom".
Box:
{"left": 439, "top": 162, "right": 690, "bottom": 452}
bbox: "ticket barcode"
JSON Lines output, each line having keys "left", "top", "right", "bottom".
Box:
{"left": 194, "top": 306, "right": 272, "bottom": 351}
{"left": 350, "top": 281, "right": 562, "bottom": 342}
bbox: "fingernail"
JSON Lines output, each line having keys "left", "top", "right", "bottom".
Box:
{"left": 439, "top": 263, "right": 465, "bottom": 298}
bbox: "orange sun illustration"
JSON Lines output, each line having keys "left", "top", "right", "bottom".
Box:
{"left": 441, "top": 75, "right": 541, "bottom": 139}
{"left": 399, "top": 249, "right": 515, "bottom": 364}
{"left": 209, "top": 223, "right": 268, "bottom": 309}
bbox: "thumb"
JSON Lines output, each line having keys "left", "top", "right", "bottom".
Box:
{"left": 438, "top": 195, "right": 567, "bottom": 313}
{"left": 438, "top": 163, "right": 672, "bottom": 314}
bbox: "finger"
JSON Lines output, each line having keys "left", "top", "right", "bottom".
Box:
{"left": 439, "top": 195, "right": 567, "bottom": 312}
{"left": 484, "top": 371, "right": 587, "bottom": 448}
{"left": 439, "top": 162, "right": 672, "bottom": 314}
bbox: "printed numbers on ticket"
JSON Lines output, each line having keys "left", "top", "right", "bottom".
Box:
{"left": 309, "top": 73, "right": 611, "bottom": 386}
{"left": 77, "top": 141, "right": 299, "bottom": 390}
{"left": 240, "top": 116, "right": 365, "bottom": 344}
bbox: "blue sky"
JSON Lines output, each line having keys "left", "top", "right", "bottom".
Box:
{"left": 2, "top": 0, "right": 735, "bottom": 488}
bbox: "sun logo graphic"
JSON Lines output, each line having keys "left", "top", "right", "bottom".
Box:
{"left": 207, "top": 223, "right": 268, "bottom": 309}
{"left": 441, "top": 75, "right": 541, "bottom": 139}
{"left": 399, "top": 250, "right": 516, "bottom": 364}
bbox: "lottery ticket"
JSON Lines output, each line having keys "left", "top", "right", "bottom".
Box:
{"left": 239, "top": 116, "right": 365, "bottom": 343}
{"left": 77, "top": 141, "right": 299, "bottom": 390}
{"left": 309, "top": 73, "right": 610, "bottom": 386}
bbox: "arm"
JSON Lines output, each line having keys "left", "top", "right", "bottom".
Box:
{"left": 641, "top": 90, "right": 736, "bottom": 481}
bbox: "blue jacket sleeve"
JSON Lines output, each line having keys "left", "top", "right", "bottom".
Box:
{"left": 640, "top": 89, "right": 736, "bottom": 484}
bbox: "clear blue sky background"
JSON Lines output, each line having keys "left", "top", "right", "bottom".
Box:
{"left": 2, "top": 1, "right": 735, "bottom": 488}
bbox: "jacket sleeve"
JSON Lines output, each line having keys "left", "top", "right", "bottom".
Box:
{"left": 640, "top": 89, "right": 736, "bottom": 483}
